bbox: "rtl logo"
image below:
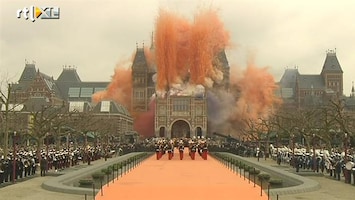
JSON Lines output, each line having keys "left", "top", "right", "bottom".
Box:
{"left": 17, "top": 6, "right": 60, "bottom": 22}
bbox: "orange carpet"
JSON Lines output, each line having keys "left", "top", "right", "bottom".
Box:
{"left": 95, "top": 149, "right": 269, "bottom": 200}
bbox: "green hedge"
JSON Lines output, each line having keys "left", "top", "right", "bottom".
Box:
{"left": 117, "top": 162, "right": 122, "bottom": 168}
{"left": 268, "top": 179, "right": 283, "bottom": 186}
{"left": 79, "top": 179, "right": 93, "bottom": 187}
{"left": 92, "top": 172, "right": 105, "bottom": 180}
{"left": 101, "top": 168, "right": 112, "bottom": 175}
{"left": 235, "top": 160, "right": 240, "bottom": 167}
{"left": 248, "top": 169, "right": 261, "bottom": 175}
{"left": 257, "top": 173, "right": 271, "bottom": 181}
{"left": 244, "top": 166, "right": 252, "bottom": 172}
{"left": 112, "top": 164, "right": 119, "bottom": 171}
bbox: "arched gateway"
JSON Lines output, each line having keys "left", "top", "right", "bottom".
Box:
{"left": 155, "top": 96, "right": 208, "bottom": 139}
{"left": 171, "top": 120, "right": 190, "bottom": 138}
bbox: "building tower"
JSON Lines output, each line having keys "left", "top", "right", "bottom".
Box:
{"left": 213, "top": 50, "right": 230, "bottom": 90}
{"left": 321, "top": 49, "right": 344, "bottom": 96}
{"left": 131, "top": 44, "right": 155, "bottom": 116}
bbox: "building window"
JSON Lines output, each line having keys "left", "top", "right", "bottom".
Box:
{"left": 80, "top": 87, "right": 93, "bottom": 97}
{"left": 134, "top": 90, "right": 144, "bottom": 100}
{"left": 134, "top": 77, "right": 145, "bottom": 84}
{"left": 172, "top": 99, "right": 190, "bottom": 111}
{"left": 68, "top": 87, "right": 80, "bottom": 97}
{"left": 94, "top": 87, "right": 105, "bottom": 93}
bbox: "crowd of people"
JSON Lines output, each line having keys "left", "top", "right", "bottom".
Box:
{"left": 0, "top": 141, "right": 155, "bottom": 185}
{"left": 207, "top": 139, "right": 355, "bottom": 184}
{"left": 1, "top": 136, "right": 354, "bottom": 186}
{"left": 269, "top": 144, "right": 355, "bottom": 183}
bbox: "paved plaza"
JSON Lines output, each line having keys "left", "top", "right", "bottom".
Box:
{"left": 0, "top": 154, "right": 354, "bottom": 200}
{"left": 244, "top": 157, "right": 355, "bottom": 200}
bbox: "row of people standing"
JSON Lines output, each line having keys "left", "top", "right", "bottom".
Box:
{"left": 0, "top": 154, "right": 38, "bottom": 184}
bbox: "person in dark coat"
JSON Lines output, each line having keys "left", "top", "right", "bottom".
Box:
{"left": 40, "top": 157, "right": 48, "bottom": 176}
{"left": 0, "top": 159, "right": 4, "bottom": 184}
{"left": 335, "top": 159, "right": 342, "bottom": 181}
{"left": 295, "top": 156, "right": 300, "bottom": 172}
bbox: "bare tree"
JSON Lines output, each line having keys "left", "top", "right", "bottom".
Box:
{"left": 259, "top": 116, "right": 277, "bottom": 158}
{"left": 0, "top": 83, "right": 12, "bottom": 156}
{"left": 67, "top": 110, "right": 98, "bottom": 148}
{"left": 0, "top": 82, "right": 26, "bottom": 156}
{"left": 316, "top": 105, "right": 337, "bottom": 149}
{"left": 50, "top": 111, "right": 70, "bottom": 150}
{"left": 272, "top": 109, "right": 299, "bottom": 141}
{"left": 330, "top": 97, "right": 352, "bottom": 134}
{"left": 28, "top": 104, "right": 65, "bottom": 160}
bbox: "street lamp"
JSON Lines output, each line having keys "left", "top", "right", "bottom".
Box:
{"left": 312, "top": 133, "right": 316, "bottom": 172}
{"left": 66, "top": 132, "right": 71, "bottom": 149}
{"left": 46, "top": 132, "right": 50, "bottom": 171}
{"left": 344, "top": 133, "right": 348, "bottom": 162}
{"left": 276, "top": 134, "right": 279, "bottom": 155}
{"left": 344, "top": 133, "right": 348, "bottom": 183}
{"left": 12, "top": 131, "right": 17, "bottom": 183}
{"left": 292, "top": 134, "right": 295, "bottom": 168}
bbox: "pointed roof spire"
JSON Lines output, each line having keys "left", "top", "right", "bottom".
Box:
{"left": 321, "top": 49, "right": 343, "bottom": 74}
{"left": 57, "top": 66, "right": 81, "bottom": 82}
{"left": 132, "top": 42, "right": 148, "bottom": 70}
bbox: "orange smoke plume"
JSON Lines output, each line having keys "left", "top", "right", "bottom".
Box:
{"left": 92, "top": 67, "right": 132, "bottom": 110}
{"left": 207, "top": 58, "right": 281, "bottom": 138}
{"left": 155, "top": 8, "right": 229, "bottom": 91}
{"left": 233, "top": 59, "right": 280, "bottom": 122}
{"left": 155, "top": 10, "right": 187, "bottom": 90}
{"left": 133, "top": 100, "right": 156, "bottom": 138}
{"left": 190, "top": 9, "right": 230, "bottom": 85}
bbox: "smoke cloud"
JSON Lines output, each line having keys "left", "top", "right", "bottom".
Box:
{"left": 93, "top": 8, "right": 281, "bottom": 138}
{"left": 133, "top": 100, "right": 156, "bottom": 137}
{"left": 155, "top": 8, "right": 230, "bottom": 92}
{"left": 92, "top": 65, "right": 132, "bottom": 108}
{"left": 208, "top": 60, "right": 281, "bottom": 137}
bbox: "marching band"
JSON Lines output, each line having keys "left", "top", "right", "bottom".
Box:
{"left": 154, "top": 137, "right": 208, "bottom": 160}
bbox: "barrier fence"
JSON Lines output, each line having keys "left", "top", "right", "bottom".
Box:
{"left": 211, "top": 153, "right": 280, "bottom": 200}
{"left": 82, "top": 152, "right": 151, "bottom": 200}
{"left": 83, "top": 152, "right": 280, "bottom": 200}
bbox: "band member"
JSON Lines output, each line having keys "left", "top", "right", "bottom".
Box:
{"left": 155, "top": 143, "right": 161, "bottom": 160}
{"left": 201, "top": 141, "right": 208, "bottom": 160}
{"left": 189, "top": 141, "right": 197, "bottom": 160}
{"left": 167, "top": 141, "right": 174, "bottom": 160}
{"left": 178, "top": 140, "right": 184, "bottom": 160}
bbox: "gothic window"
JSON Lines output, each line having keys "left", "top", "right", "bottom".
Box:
{"left": 159, "top": 106, "right": 165, "bottom": 115}
{"left": 134, "top": 90, "right": 145, "bottom": 100}
{"left": 196, "top": 105, "right": 202, "bottom": 115}
{"left": 173, "top": 99, "right": 190, "bottom": 111}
